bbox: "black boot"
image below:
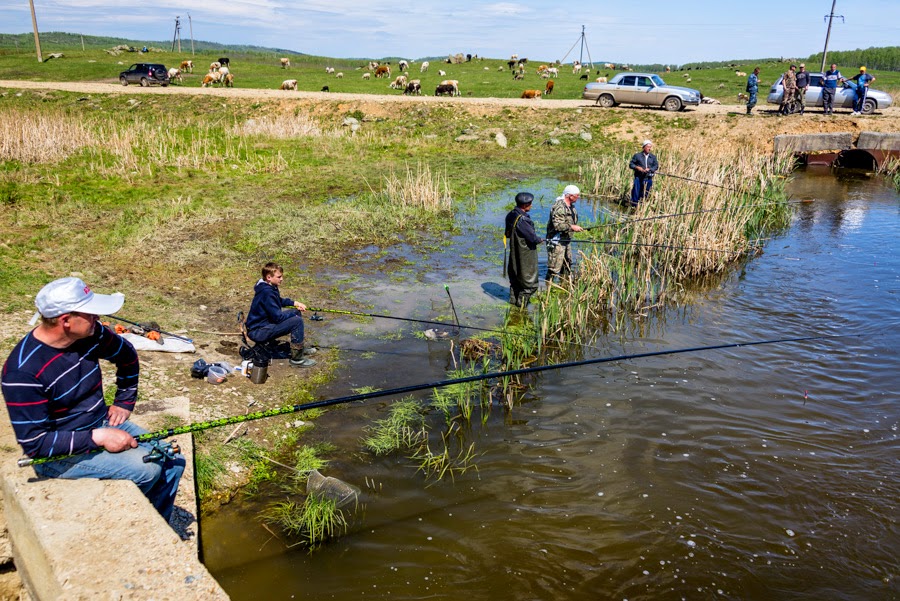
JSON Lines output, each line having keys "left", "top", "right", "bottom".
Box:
{"left": 509, "top": 288, "right": 520, "bottom": 306}
{"left": 290, "top": 347, "right": 316, "bottom": 368}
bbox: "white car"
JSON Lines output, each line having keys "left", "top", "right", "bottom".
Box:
{"left": 583, "top": 73, "right": 702, "bottom": 111}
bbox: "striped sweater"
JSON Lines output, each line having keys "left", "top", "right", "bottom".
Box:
{"left": 1, "top": 323, "right": 139, "bottom": 458}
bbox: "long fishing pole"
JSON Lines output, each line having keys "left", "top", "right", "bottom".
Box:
{"left": 109, "top": 315, "right": 193, "bottom": 343}
{"left": 307, "top": 306, "right": 496, "bottom": 335}
{"left": 17, "top": 331, "right": 862, "bottom": 467}
{"left": 569, "top": 239, "right": 758, "bottom": 255}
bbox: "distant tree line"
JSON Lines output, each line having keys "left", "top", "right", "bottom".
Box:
{"left": 807, "top": 47, "right": 900, "bottom": 72}
{"left": 0, "top": 32, "right": 306, "bottom": 56}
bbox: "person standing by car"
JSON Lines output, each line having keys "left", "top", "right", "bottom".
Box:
{"left": 779, "top": 65, "right": 797, "bottom": 115}
{"left": 545, "top": 185, "right": 584, "bottom": 285}
{"left": 850, "top": 66, "right": 875, "bottom": 116}
{"left": 746, "top": 67, "right": 760, "bottom": 114}
{"left": 505, "top": 192, "right": 543, "bottom": 307}
{"left": 822, "top": 63, "right": 843, "bottom": 115}
{"left": 795, "top": 64, "right": 810, "bottom": 115}
{"left": 629, "top": 140, "right": 659, "bottom": 206}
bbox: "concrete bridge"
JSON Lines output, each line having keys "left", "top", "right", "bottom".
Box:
{"left": 774, "top": 131, "right": 900, "bottom": 169}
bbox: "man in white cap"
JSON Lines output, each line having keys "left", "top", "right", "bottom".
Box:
{"left": 628, "top": 140, "right": 659, "bottom": 206}
{"left": 1, "top": 277, "right": 184, "bottom": 522}
{"left": 545, "top": 184, "right": 584, "bottom": 284}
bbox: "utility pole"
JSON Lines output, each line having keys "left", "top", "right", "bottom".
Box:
{"left": 28, "top": 0, "right": 43, "bottom": 63}
{"left": 579, "top": 25, "right": 585, "bottom": 66}
{"left": 172, "top": 16, "right": 182, "bottom": 53}
{"left": 188, "top": 13, "right": 195, "bottom": 56}
{"left": 820, "top": 0, "right": 844, "bottom": 72}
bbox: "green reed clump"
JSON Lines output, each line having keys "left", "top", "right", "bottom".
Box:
{"left": 878, "top": 156, "right": 900, "bottom": 192}
{"left": 362, "top": 397, "right": 426, "bottom": 455}
{"left": 410, "top": 423, "right": 478, "bottom": 483}
{"left": 263, "top": 496, "right": 349, "bottom": 547}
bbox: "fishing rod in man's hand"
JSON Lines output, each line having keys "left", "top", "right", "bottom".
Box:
{"left": 17, "top": 331, "right": 865, "bottom": 467}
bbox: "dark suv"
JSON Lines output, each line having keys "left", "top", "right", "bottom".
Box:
{"left": 119, "top": 63, "right": 169, "bottom": 87}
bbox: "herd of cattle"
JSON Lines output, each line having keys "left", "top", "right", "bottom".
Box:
{"left": 164, "top": 55, "right": 617, "bottom": 98}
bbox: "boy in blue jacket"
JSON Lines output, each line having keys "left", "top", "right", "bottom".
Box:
{"left": 245, "top": 262, "right": 317, "bottom": 367}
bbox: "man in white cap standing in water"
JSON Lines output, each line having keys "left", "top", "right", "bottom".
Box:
{"left": 545, "top": 184, "right": 584, "bottom": 284}
{"left": 1, "top": 277, "right": 184, "bottom": 523}
{"left": 628, "top": 140, "right": 659, "bottom": 207}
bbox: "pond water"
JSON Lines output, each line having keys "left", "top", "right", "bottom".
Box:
{"left": 202, "top": 170, "right": 898, "bottom": 600}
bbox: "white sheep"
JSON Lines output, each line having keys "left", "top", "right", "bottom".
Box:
{"left": 362, "top": 72, "right": 370, "bottom": 80}
{"left": 336, "top": 72, "right": 343, "bottom": 78}
{"left": 420, "top": 61, "right": 429, "bottom": 73}
{"left": 439, "top": 69, "right": 446, "bottom": 76}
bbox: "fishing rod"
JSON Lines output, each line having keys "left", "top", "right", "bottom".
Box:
{"left": 568, "top": 239, "right": 757, "bottom": 255}
{"left": 444, "top": 285, "right": 462, "bottom": 335}
{"left": 307, "top": 306, "right": 497, "bottom": 335}
{"left": 17, "top": 331, "right": 862, "bottom": 468}
{"left": 108, "top": 315, "right": 193, "bottom": 343}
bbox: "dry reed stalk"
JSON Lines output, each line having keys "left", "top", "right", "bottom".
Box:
{"left": 382, "top": 163, "right": 452, "bottom": 211}
{"left": 231, "top": 113, "right": 337, "bottom": 139}
{"left": 0, "top": 109, "right": 98, "bottom": 163}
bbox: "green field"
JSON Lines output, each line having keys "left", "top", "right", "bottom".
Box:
{"left": 3, "top": 34, "right": 899, "bottom": 105}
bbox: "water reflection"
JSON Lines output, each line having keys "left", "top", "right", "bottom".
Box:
{"left": 204, "top": 171, "right": 899, "bottom": 601}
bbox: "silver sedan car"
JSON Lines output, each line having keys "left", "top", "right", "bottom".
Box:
{"left": 766, "top": 72, "right": 893, "bottom": 114}
{"left": 582, "top": 72, "right": 702, "bottom": 111}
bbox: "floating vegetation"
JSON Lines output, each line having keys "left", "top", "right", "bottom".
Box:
{"left": 362, "top": 397, "right": 426, "bottom": 455}
{"left": 262, "top": 496, "right": 350, "bottom": 548}
{"left": 410, "top": 423, "right": 479, "bottom": 484}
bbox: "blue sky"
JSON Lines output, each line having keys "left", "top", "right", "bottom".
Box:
{"left": 3, "top": 0, "right": 899, "bottom": 65}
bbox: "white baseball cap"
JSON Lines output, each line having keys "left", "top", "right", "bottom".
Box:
{"left": 563, "top": 185, "right": 580, "bottom": 196}
{"left": 33, "top": 277, "right": 124, "bottom": 320}
{"left": 642, "top": 140, "right": 653, "bottom": 147}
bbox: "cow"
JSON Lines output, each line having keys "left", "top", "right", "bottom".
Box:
{"left": 435, "top": 84, "right": 455, "bottom": 96}
{"left": 544, "top": 79, "right": 554, "bottom": 95}
{"left": 224, "top": 73, "right": 234, "bottom": 87}
{"left": 201, "top": 72, "right": 222, "bottom": 87}
{"left": 280, "top": 57, "right": 291, "bottom": 69}
{"left": 521, "top": 89, "right": 542, "bottom": 99}
{"left": 280, "top": 79, "right": 298, "bottom": 90}
{"left": 572, "top": 61, "right": 582, "bottom": 75}
{"left": 595, "top": 77, "right": 608, "bottom": 83}
{"left": 735, "top": 71, "right": 747, "bottom": 77}
{"left": 440, "top": 79, "right": 460, "bottom": 96}
{"left": 374, "top": 65, "right": 391, "bottom": 78}
{"left": 321, "top": 85, "right": 329, "bottom": 92}
{"left": 209, "top": 61, "right": 220, "bottom": 72}
{"left": 420, "top": 61, "right": 429, "bottom": 73}
{"left": 218, "top": 57, "right": 230, "bottom": 67}
{"left": 398, "top": 60, "right": 409, "bottom": 71}
{"left": 579, "top": 73, "right": 588, "bottom": 80}
{"left": 547, "top": 67, "right": 558, "bottom": 77}
{"left": 167, "top": 68, "right": 183, "bottom": 83}
{"left": 514, "top": 72, "right": 525, "bottom": 81}
{"left": 404, "top": 81, "right": 422, "bottom": 95}
{"left": 218, "top": 66, "right": 230, "bottom": 79}
{"left": 390, "top": 75, "right": 409, "bottom": 89}
{"left": 507, "top": 60, "right": 516, "bottom": 70}
{"left": 179, "top": 60, "right": 193, "bottom": 73}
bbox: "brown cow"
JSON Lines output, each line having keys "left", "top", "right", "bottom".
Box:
{"left": 544, "top": 80, "right": 554, "bottom": 95}
{"left": 521, "top": 89, "right": 542, "bottom": 99}
{"left": 280, "top": 57, "right": 291, "bottom": 69}
{"left": 374, "top": 65, "right": 391, "bottom": 78}
{"left": 179, "top": 60, "right": 193, "bottom": 73}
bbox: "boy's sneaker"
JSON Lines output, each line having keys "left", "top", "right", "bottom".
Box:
{"left": 302, "top": 346, "right": 318, "bottom": 357}
{"left": 290, "top": 357, "right": 317, "bottom": 368}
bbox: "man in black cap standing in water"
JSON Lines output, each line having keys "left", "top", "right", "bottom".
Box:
{"left": 505, "top": 192, "right": 543, "bottom": 307}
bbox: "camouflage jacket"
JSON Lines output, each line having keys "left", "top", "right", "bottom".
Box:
{"left": 546, "top": 196, "right": 578, "bottom": 244}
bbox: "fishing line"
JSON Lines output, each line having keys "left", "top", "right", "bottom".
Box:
{"left": 17, "top": 331, "right": 863, "bottom": 467}
{"left": 568, "top": 239, "right": 757, "bottom": 255}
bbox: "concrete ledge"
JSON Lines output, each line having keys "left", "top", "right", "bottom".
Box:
{"left": 1, "top": 471, "right": 229, "bottom": 600}
{"left": 774, "top": 133, "right": 853, "bottom": 153}
{"left": 857, "top": 131, "right": 900, "bottom": 151}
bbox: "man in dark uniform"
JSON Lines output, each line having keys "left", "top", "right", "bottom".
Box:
{"left": 628, "top": 140, "right": 659, "bottom": 206}
{"left": 505, "top": 192, "right": 543, "bottom": 306}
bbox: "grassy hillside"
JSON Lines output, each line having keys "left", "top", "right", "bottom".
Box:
{"left": 1, "top": 33, "right": 898, "bottom": 104}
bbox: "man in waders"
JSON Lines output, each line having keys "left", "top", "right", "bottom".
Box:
{"left": 628, "top": 140, "right": 659, "bottom": 206}
{"left": 545, "top": 185, "right": 584, "bottom": 285}
{"left": 505, "top": 192, "right": 543, "bottom": 306}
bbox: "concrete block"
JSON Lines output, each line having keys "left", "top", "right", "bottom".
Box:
{"left": 774, "top": 133, "right": 853, "bottom": 153}
{"left": 857, "top": 131, "right": 900, "bottom": 151}
{"left": 1, "top": 473, "right": 229, "bottom": 600}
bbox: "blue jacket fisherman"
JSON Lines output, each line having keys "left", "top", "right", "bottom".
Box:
{"left": 850, "top": 66, "right": 875, "bottom": 116}
{"left": 745, "top": 67, "right": 760, "bottom": 114}
{"left": 245, "top": 262, "right": 318, "bottom": 367}
{"left": 1, "top": 277, "right": 185, "bottom": 522}
{"left": 505, "top": 192, "right": 544, "bottom": 307}
{"left": 628, "top": 140, "right": 659, "bottom": 206}
{"left": 822, "top": 64, "right": 842, "bottom": 115}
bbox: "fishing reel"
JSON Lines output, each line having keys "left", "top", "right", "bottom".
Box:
{"left": 142, "top": 439, "right": 180, "bottom": 464}
{"left": 310, "top": 312, "right": 324, "bottom": 321}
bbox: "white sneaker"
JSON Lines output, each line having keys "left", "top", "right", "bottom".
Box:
{"left": 851, "top": 111, "right": 860, "bottom": 116}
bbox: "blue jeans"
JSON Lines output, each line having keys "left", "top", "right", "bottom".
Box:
{"left": 854, "top": 86, "right": 868, "bottom": 113}
{"left": 33, "top": 420, "right": 185, "bottom": 521}
{"left": 631, "top": 176, "right": 653, "bottom": 206}
{"left": 247, "top": 309, "right": 305, "bottom": 348}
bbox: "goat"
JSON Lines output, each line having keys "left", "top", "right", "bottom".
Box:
{"left": 321, "top": 85, "right": 329, "bottom": 92}
{"left": 280, "top": 57, "right": 291, "bottom": 69}
{"left": 579, "top": 73, "right": 588, "bottom": 80}
{"left": 514, "top": 72, "right": 525, "bottom": 81}
{"left": 390, "top": 75, "right": 409, "bottom": 90}
{"left": 336, "top": 72, "right": 344, "bottom": 78}
{"left": 362, "top": 72, "right": 371, "bottom": 80}
{"left": 438, "top": 69, "right": 446, "bottom": 76}
{"left": 440, "top": 79, "right": 460, "bottom": 96}
{"left": 595, "top": 77, "right": 607, "bottom": 83}
{"left": 736, "top": 70, "right": 747, "bottom": 77}
{"left": 420, "top": 61, "right": 430, "bottom": 73}
{"left": 398, "top": 60, "right": 409, "bottom": 71}
{"left": 325, "top": 67, "right": 335, "bottom": 74}
{"left": 280, "top": 79, "right": 298, "bottom": 90}
{"left": 521, "top": 89, "right": 542, "bottom": 99}
{"left": 404, "top": 81, "right": 422, "bottom": 95}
